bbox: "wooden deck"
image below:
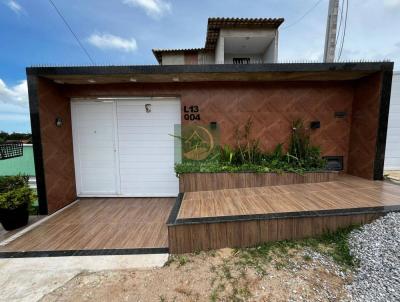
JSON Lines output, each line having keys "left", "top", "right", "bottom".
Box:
{"left": 3, "top": 176, "right": 400, "bottom": 256}
{"left": 168, "top": 175, "right": 400, "bottom": 253}
{"left": 0, "top": 216, "right": 44, "bottom": 243}
{"left": 178, "top": 175, "right": 400, "bottom": 219}
{"left": 0, "top": 198, "right": 174, "bottom": 254}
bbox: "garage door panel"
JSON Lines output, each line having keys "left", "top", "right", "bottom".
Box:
{"left": 80, "top": 161, "right": 115, "bottom": 170}
{"left": 120, "top": 169, "right": 175, "bottom": 177}
{"left": 118, "top": 154, "right": 172, "bottom": 162}
{"left": 76, "top": 127, "right": 114, "bottom": 139}
{"left": 117, "top": 99, "right": 180, "bottom": 196}
{"left": 385, "top": 144, "right": 400, "bottom": 152}
{"left": 121, "top": 182, "right": 178, "bottom": 196}
{"left": 73, "top": 99, "right": 180, "bottom": 196}
{"left": 81, "top": 178, "right": 116, "bottom": 194}
{"left": 118, "top": 111, "right": 178, "bottom": 120}
{"left": 72, "top": 101, "right": 118, "bottom": 195}
{"left": 119, "top": 144, "right": 174, "bottom": 150}
{"left": 389, "top": 105, "right": 400, "bottom": 113}
{"left": 118, "top": 127, "right": 177, "bottom": 135}
{"left": 117, "top": 120, "right": 178, "bottom": 128}
{"left": 118, "top": 134, "right": 174, "bottom": 142}
{"left": 119, "top": 162, "right": 174, "bottom": 169}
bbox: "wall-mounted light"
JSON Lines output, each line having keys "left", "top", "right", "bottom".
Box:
{"left": 88, "top": 79, "right": 96, "bottom": 83}
{"left": 55, "top": 117, "right": 63, "bottom": 128}
{"left": 129, "top": 78, "right": 137, "bottom": 82}
{"left": 145, "top": 104, "right": 152, "bottom": 113}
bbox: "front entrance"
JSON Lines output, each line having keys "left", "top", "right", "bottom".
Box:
{"left": 71, "top": 98, "right": 181, "bottom": 197}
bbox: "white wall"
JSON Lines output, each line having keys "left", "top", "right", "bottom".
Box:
{"left": 161, "top": 53, "right": 185, "bottom": 65}
{"left": 385, "top": 72, "right": 400, "bottom": 170}
{"left": 216, "top": 28, "right": 278, "bottom": 64}
{"left": 198, "top": 52, "right": 215, "bottom": 64}
{"left": 262, "top": 40, "right": 275, "bottom": 63}
{"left": 215, "top": 37, "right": 224, "bottom": 64}
{"left": 262, "top": 31, "right": 278, "bottom": 63}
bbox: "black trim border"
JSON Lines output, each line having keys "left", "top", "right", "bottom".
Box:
{"left": 167, "top": 193, "right": 184, "bottom": 225}
{"left": 0, "top": 247, "right": 169, "bottom": 259}
{"left": 27, "top": 74, "right": 48, "bottom": 215}
{"left": 27, "top": 62, "right": 394, "bottom": 77}
{"left": 374, "top": 69, "right": 394, "bottom": 180}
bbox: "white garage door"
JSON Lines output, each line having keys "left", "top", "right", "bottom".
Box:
{"left": 385, "top": 73, "right": 400, "bottom": 170}
{"left": 71, "top": 98, "right": 180, "bottom": 197}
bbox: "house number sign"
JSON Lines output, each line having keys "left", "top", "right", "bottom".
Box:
{"left": 184, "top": 105, "right": 201, "bottom": 121}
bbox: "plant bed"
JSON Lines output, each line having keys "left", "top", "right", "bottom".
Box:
{"left": 179, "top": 171, "right": 338, "bottom": 192}
{"left": 176, "top": 119, "right": 336, "bottom": 192}
{"left": 0, "top": 175, "right": 34, "bottom": 231}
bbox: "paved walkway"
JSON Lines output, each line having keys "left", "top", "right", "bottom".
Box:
{"left": 0, "top": 254, "right": 168, "bottom": 302}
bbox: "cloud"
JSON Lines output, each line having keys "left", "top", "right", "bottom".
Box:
{"left": 0, "top": 79, "right": 28, "bottom": 107}
{"left": 0, "top": 113, "right": 29, "bottom": 121}
{"left": 6, "top": 0, "right": 22, "bottom": 14}
{"left": 0, "top": 79, "right": 29, "bottom": 129}
{"left": 88, "top": 33, "right": 138, "bottom": 52}
{"left": 123, "top": 0, "right": 171, "bottom": 18}
{"left": 384, "top": 0, "right": 400, "bottom": 8}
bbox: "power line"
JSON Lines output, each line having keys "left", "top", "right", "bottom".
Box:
{"left": 47, "top": 0, "right": 95, "bottom": 65}
{"left": 337, "top": 0, "right": 349, "bottom": 60}
{"left": 281, "top": 0, "right": 325, "bottom": 30}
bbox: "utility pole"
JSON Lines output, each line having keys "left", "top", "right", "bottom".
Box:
{"left": 323, "top": 0, "right": 339, "bottom": 62}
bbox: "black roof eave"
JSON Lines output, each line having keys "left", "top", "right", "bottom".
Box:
{"left": 26, "top": 62, "right": 394, "bottom": 77}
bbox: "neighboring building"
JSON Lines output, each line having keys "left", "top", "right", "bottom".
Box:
{"left": 0, "top": 145, "right": 35, "bottom": 176}
{"left": 152, "top": 18, "right": 283, "bottom": 65}
{"left": 385, "top": 72, "right": 400, "bottom": 170}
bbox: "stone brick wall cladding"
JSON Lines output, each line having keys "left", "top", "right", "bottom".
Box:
{"left": 66, "top": 81, "right": 355, "bottom": 168}
{"left": 348, "top": 73, "right": 382, "bottom": 179}
{"left": 38, "top": 78, "right": 76, "bottom": 213}
{"left": 37, "top": 77, "right": 381, "bottom": 212}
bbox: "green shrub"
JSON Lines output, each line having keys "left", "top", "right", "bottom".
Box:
{"left": 0, "top": 175, "right": 33, "bottom": 210}
{"left": 233, "top": 118, "right": 263, "bottom": 165}
{"left": 175, "top": 118, "right": 327, "bottom": 175}
{"left": 287, "top": 119, "right": 326, "bottom": 169}
{"left": 0, "top": 186, "right": 33, "bottom": 210}
{"left": 0, "top": 175, "right": 29, "bottom": 194}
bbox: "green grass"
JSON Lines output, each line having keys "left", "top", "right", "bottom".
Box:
{"left": 175, "top": 161, "right": 325, "bottom": 175}
{"left": 236, "top": 225, "right": 360, "bottom": 271}
{"left": 164, "top": 255, "right": 190, "bottom": 267}
{"left": 168, "top": 226, "right": 359, "bottom": 301}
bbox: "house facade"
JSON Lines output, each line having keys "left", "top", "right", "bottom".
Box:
{"left": 27, "top": 18, "right": 394, "bottom": 215}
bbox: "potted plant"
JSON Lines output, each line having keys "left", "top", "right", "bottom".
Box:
{"left": 0, "top": 175, "right": 33, "bottom": 231}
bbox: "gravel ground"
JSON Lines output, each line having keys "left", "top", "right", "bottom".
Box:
{"left": 347, "top": 212, "right": 400, "bottom": 302}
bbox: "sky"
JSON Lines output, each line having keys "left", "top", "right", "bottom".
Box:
{"left": 0, "top": 0, "right": 400, "bottom": 133}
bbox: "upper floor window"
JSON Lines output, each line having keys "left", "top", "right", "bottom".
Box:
{"left": 233, "top": 58, "right": 250, "bottom": 64}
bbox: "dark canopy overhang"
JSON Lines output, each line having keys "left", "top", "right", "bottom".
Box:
{"left": 27, "top": 62, "right": 394, "bottom": 85}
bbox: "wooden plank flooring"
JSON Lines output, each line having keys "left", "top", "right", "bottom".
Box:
{"left": 170, "top": 175, "right": 400, "bottom": 253}
{"left": 0, "top": 216, "right": 45, "bottom": 243}
{"left": 178, "top": 175, "right": 400, "bottom": 219}
{"left": 0, "top": 198, "right": 174, "bottom": 252}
